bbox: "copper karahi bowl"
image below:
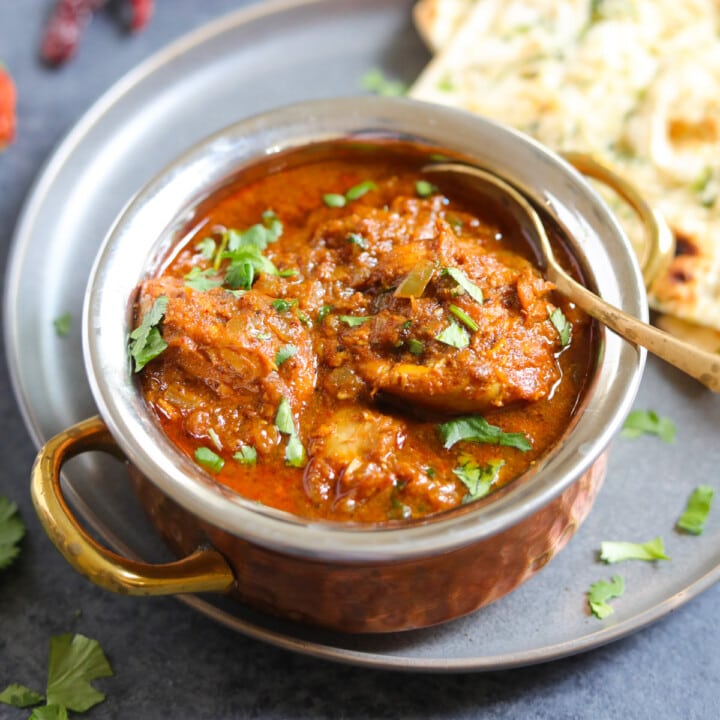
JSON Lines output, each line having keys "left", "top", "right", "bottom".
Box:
{"left": 31, "top": 97, "right": 657, "bottom": 633}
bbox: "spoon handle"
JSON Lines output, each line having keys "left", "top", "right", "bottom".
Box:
{"left": 552, "top": 270, "right": 720, "bottom": 392}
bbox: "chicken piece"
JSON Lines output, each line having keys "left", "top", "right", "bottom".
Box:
{"left": 136, "top": 278, "right": 317, "bottom": 412}
{"left": 304, "top": 406, "right": 461, "bottom": 517}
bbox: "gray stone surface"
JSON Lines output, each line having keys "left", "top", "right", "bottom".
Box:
{"left": 0, "top": 1, "right": 718, "bottom": 718}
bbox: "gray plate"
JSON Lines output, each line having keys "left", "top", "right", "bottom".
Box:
{"left": 5, "top": 0, "right": 720, "bottom": 672}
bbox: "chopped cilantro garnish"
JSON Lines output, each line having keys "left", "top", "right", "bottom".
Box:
{"left": 261, "top": 209, "right": 283, "bottom": 241}
{"left": 347, "top": 232, "right": 368, "bottom": 249}
{"left": 233, "top": 445, "right": 257, "bottom": 466}
{"left": 435, "top": 321, "right": 470, "bottom": 349}
{"left": 195, "top": 237, "right": 216, "bottom": 260}
{"left": 548, "top": 306, "right": 571, "bottom": 347}
{"left": 278, "top": 268, "right": 299, "bottom": 278}
{"left": 415, "top": 180, "right": 438, "bottom": 198}
{"left": 677, "top": 485, "right": 714, "bottom": 534}
{"left": 345, "top": 180, "right": 376, "bottom": 201}
{"left": 317, "top": 305, "right": 333, "bottom": 323}
{"left": 449, "top": 304, "right": 478, "bottom": 332}
{"left": 443, "top": 267, "right": 484, "bottom": 304}
{"left": 183, "top": 266, "right": 223, "bottom": 292}
{"left": 194, "top": 447, "right": 224, "bottom": 473}
{"left": 621, "top": 409, "right": 676, "bottom": 443}
{"left": 323, "top": 193, "right": 346, "bottom": 208}
{"left": 274, "top": 397, "right": 295, "bottom": 435}
{"left": 53, "top": 312, "right": 71, "bottom": 338}
{"left": 296, "top": 310, "right": 311, "bottom": 325}
{"left": 254, "top": 331, "right": 272, "bottom": 341}
{"left": 588, "top": 575, "right": 625, "bottom": 619}
{"left": 339, "top": 315, "right": 372, "bottom": 327}
{"left": 600, "top": 537, "right": 669, "bottom": 563}
{"left": 425, "top": 466, "right": 436, "bottom": 478}
{"left": 361, "top": 68, "right": 408, "bottom": 96}
{"left": 0, "top": 684, "right": 44, "bottom": 708}
{"left": 271, "top": 298, "right": 298, "bottom": 313}
{"left": 128, "top": 296, "right": 168, "bottom": 372}
{"left": 285, "top": 434, "right": 306, "bottom": 468}
{"left": 408, "top": 338, "right": 424, "bottom": 355}
{"left": 438, "top": 415, "right": 532, "bottom": 451}
{"left": 453, "top": 458, "right": 504, "bottom": 502}
{"left": 275, "top": 344, "right": 298, "bottom": 367}
{"left": 274, "top": 397, "right": 306, "bottom": 467}
{"left": 0, "top": 495, "right": 25, "bottom": 570}
{"left": 217, "top": 218, "right": 281, "bottom": 290}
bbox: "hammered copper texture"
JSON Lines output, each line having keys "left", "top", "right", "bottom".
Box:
{"left": 130, "top": 452, "right": 606, "bottom": 634}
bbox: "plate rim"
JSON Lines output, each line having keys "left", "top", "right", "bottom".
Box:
{"left": 5, "top": 0, "right": 719, "bottom": 672}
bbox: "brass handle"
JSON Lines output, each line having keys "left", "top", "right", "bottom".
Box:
{"left": 31, "top": 415, "right": 236, "bottom": 596}
{"left": 562, "top": 151, "right": 676, "bottom": 289}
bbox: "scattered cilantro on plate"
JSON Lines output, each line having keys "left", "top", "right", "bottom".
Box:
{"left": 600, "top": 536, "right": 670, "bottom": 563}
{"left": 621, "top": 409, "right": 676, "bottom": 443}
{"left": 588, "top": 575, "right": 625, "bottom": 619}
{"left": 0, "top": 495, "right": 25, "bottom": 570}
{"left": 677, "top": 485, "right": 714, "bottom": 535}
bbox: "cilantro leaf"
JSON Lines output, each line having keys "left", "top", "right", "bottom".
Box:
{"left": 0, "top": 684, "right": 44, "bottom": 708}
{"left": 621, "top": 409, "right": 676, "bottom": 443}
{"left": 435, "top": 321, "right": 470, "bottom": 349}
{"left": 30, "top": 706, "right": 68, "bottom": 720}
{"left": 677, "top": 485, "right": 714, "bottom": 535}
{"left": 53, "top": 313, "right": 71, "bottom": 338}
{"left": 317, "top": 305, "right": 333, "bottom": 323}
{"left": 233, "top": 445, "right": 257, "bottom": 466}
{"left": 0, "top": 496, "right": 25, "bottom": 570}
{"left": 345, "top": 180, "right": 376, "bottom": 201}
{"left": 415, "top": 180, "right": 439, "bottom": 198}
{"left": 195, "top": 237, "right": 216, "bottom": 260}
{"left": 600, "top": 537, "right": 670, "bottom": 563}
{"left": 45, "top": 633, "right": 113, "bottom": 713}
{"left": 194, "top": 447, "right": 224, "bottom": 474}
{"left": 338, "top": 315, "right": 372, "bottom": 327}
{"left": 453, "top": 458, "right": 504, "bottom": 502}
{"left": 408, "top": 338, "right": 424, "bottom": 355}
{"left": 128, "top": 295, "right": 168, "bottom": 372}
{"left": 271, "top": 298, "right": 298, "bottom": 313}
{"left": 323, "top": 193, "right": 346, "bottom": 208}
{"left": 347, "top": 233, "right": 368, "bottom": 249}
{"left": 275, "top": 398, "right": 306, "bottom": 467}
{"left": 449, "top": 304, "right": 478, "bottom": 332}
{"left": 274, "top": 397, "right": 295, "bottom": 435}
{"left": 183, "top": 266, "right": 223, "bottom": 292}
{"left": 285, "top": 433, "right": 306, "bottom": 468}
{"left": 548, "top": 306, "right": 571, "bottom": 347}
{"left": 588, "top": 575, "right": 625, "bottom": 619}
{"left": 361, "top": 68, "right": 408, "bottom": 96}
{"left": 443, "top": 267, "right": 484, "bottom": 304}
{"left": 438, "top": 415, "right": 532, "bottom": 452}
{"left": 275, "top": 344, "right": 298, "bottom": 367}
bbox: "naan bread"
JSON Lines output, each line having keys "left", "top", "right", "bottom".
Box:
{"left": 410, "top": 0, "right": 720, "bottom": 333}
{"left": 413, "top": 0, "right": 476, "bottom": 51}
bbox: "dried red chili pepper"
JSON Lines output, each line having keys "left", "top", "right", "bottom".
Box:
{"left": 41, "top": 0, "right": 109, "bottom": 66}
{"left": 129, "top": 0, "right": 154, "bottom": 32}
{"left": 0, "top": 66, "right": 16, "bottom": 146}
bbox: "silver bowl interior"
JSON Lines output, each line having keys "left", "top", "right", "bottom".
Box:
{"left": 83, "top": 96, "right": 646, "bottom": 562}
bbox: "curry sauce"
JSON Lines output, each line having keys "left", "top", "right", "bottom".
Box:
{"left": 132, "top": 142, "right": 597, "bottom": 523}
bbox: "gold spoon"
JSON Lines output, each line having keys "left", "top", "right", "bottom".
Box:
{"left": 425, "top": 162, "right": 720, "bottom": 392}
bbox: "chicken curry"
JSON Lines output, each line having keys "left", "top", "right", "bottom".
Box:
{"left": 130, "top": 141, "right": 597, "bottom": 523}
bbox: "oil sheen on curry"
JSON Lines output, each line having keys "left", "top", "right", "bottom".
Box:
{"left": 130, "top": 142, "right": 596, "bottom": 523}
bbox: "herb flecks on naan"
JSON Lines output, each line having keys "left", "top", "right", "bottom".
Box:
{"left": 411, "top": 0, "right": 720, "bottom": 333}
